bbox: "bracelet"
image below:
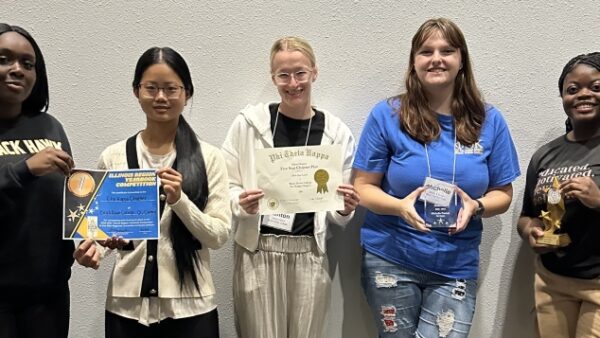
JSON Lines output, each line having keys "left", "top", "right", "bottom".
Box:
{"left": 472, "top": 199, "right": 485, "bottom": 220}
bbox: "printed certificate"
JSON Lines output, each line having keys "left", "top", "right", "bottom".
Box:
{"left": 256, "top": 144, "right": 344, "bottom": 214}
{"left": 63, "top": 169, "right": 159, "bottom": 240}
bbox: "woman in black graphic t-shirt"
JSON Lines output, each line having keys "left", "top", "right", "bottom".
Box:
{"left": 518, "top": 52, "right": 600, "bottom": 338}
{"left": 0, "top": 23, "right": 75, "bottom": 338}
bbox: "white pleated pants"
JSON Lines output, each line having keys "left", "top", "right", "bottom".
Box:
{"left": 233, "top": 234, "right": 331, "bottom": 338}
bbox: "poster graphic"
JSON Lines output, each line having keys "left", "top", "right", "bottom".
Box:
{"left": 63, "top": 169, "right": 159, "bottom": 240}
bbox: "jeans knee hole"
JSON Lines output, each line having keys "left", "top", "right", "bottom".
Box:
{"left": 380, "top": 305, "right": 399, "bottom": 333}
{"left": 436, "top": 310, "right": 455, "bottom": 337}
{"left": 451, "top": 279, "right": 467, "bottom": 301}
{"left": 374, "top": 272, "right": 398, "bottom": 288}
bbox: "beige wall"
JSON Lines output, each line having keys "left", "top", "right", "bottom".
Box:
{"left": 7, "top": 0, "right": 600, "bottom": 336}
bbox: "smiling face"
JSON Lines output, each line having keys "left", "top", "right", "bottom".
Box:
{"left": 561, "top": 64, "right": 600, "bottom": 129}
{"left": 413, "top": 31, "right": 462, "bottom": 94}
{"left": 135, "top": 63, "right": 187, "bottom": 124}
{"left": 271, "top": 49, "right": 317, "bottom": 115}
{"left": 0, "top": 31, "right": 36, "bottom": 111}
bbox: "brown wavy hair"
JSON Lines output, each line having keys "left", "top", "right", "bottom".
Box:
{"left": 397, "top": 18, "right": 485, "bottom": 145}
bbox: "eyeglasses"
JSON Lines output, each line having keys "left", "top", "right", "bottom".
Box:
{"left": 138, "top": 83, "right": 184, "bottom": 99}
{"left": 272, "top": 69, "right": 312, "bottom": 85}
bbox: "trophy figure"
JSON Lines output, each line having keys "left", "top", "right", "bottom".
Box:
{"left": 537, "top": 177, "right": 571, "bottom": 247}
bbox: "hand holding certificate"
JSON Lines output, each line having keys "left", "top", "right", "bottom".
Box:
{"left": 63, "top": 169, "right": 160, "bottom": 240}
{"left": 256, "top": 144, "right": 344, "bottom": 214}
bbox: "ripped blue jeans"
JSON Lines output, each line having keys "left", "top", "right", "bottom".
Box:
{"left": 361, "top": 250, "right": 476, "bottom": 338}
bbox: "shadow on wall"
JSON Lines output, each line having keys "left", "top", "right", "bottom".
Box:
{"left": 492, "top": 185, "right": 537, "bottom": 338}
{"left": 327, "top": 207, "right": 378, "bottom": 338}
{"left": 472, "top": 211, "right": 505, "bottom": 338}
{"left": 499, "top": 240, "right": 537, "bottom": 338}
{"left": 496, "top": 125, "right": 565, "bottom": 338}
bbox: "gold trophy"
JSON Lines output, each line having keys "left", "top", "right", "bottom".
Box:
{"left": 537, "top": 177, "right": 571, "bottom": 247}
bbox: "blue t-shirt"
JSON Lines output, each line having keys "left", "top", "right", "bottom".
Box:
{"left": 353, "top": 98, "right": 520, "bottom": 279}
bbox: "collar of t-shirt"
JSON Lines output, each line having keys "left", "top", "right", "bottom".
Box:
{"left": 269, "top": 103, "right": 325, "bottom": 147}
{"left": 136, "top": 133, "right": 176, "bottom": 170}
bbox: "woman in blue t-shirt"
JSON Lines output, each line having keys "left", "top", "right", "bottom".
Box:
{"left": 518, "top": 52, "right": 600, "bottom": 338}
{"left": 353, "top": 18, "right": 520, "bottom": 337}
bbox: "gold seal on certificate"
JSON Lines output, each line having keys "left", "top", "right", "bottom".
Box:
{"left": 256, "top": 145, "right": 344, "bottom": 214}
{"left": 537, "top": 176, "right": 571, "bottom": 247}
{"left": 67, "top": 171, "right": 95, "bottom": 197}
{"left": 267, "top": 198, "right": 280, "bottom": 210}
{"left": 314, "top": 169, "right": 329, "bottom": 193}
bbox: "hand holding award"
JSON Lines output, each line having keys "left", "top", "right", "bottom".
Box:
{"left": 537, "top": 176, "right": 571, "bottom": 247}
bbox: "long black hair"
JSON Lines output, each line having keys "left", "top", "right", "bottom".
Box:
{"left": 0, "top": 23, "right": 49, "bottom": 114}
{"left": 558, "top": 52, "right": 600, "bottom": 133}
{"left": 132, "top": 47, "right": 209, "bottom": 291}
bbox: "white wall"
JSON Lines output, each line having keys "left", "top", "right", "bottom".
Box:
{"left": 6, "top": 1, "right": 600, "bottom": 337}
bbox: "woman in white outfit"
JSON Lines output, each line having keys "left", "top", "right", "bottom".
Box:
{"left": 221, "top": 36, "right": 359, "bottom": 338}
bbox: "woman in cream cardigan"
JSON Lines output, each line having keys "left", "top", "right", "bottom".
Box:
{"left": 74, "top": 47, "right": 230, "bottom": 338}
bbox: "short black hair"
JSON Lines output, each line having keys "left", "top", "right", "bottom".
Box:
{"left": 0, "top": 23, "right": 49, "bottom": 114}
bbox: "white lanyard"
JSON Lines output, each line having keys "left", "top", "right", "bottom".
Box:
{"left": 272, "top": 110, "right": 313, "bottom": 146}
{"left": 424, "top": 127, "right": 457, "bottom": 184}
{"left": 264, "top": 109, "right": 313, "bottom": 231}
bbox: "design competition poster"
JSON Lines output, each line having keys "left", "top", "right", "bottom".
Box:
{"left": 63, "top": 169, "right": 159, "bottom": 240}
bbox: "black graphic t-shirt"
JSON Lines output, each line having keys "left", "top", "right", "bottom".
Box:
{"left": 0, "top": 112, "right": 74, "bottom": 299}
{"left": 521, "top": 134, "right": 600, "bottom": 279}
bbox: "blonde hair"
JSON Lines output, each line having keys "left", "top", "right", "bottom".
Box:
{"left": 270, "top": 36, "right": 316, "bottom": 71}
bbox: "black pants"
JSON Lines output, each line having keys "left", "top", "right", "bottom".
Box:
{"left": 0, "top": 287, "right": 70, "bottom": 338}
{"left": 105, "top": 308, "right": 220, "bottom": 338}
